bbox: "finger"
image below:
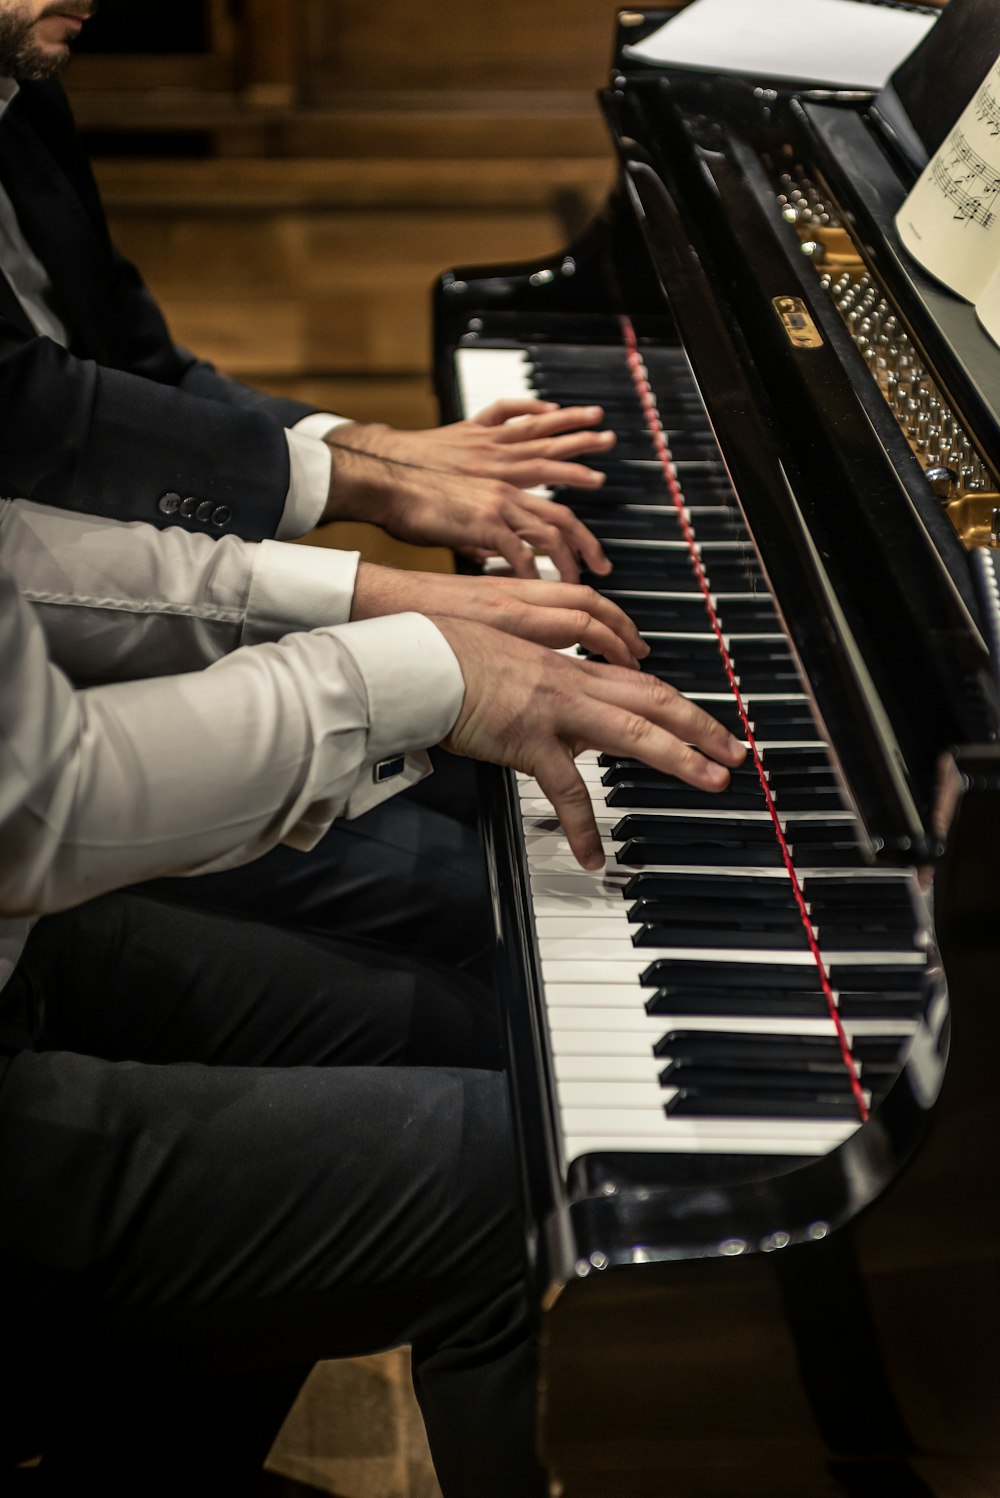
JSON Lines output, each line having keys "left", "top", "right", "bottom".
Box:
{"left": 489, "top": 405, "right": 607, "bottom": 443}
{"left": 572, "top": 662, "right": 748, "bottom": 770}
{"left": 498, "top": 604, "right": 638, "bottom": 669}
{"left": 505, "top": 507, "right": 581, "bottom": 585}
{"left": 498, "top": 581, "right": 649, "bottom": 660}
{"left": 489, "top": 429, "right": 616, "bottom": 463}
{"left": 489, "top": 524, "right": 540, "bottom": 580}
{"left": 514, "top": 494, "right": 611, "bottom": 577}
{"left": 497, "top": 459, "right": 609, "bottom": 492}
{"left": 472, "top": 399, "right": 560, "bottom": 427}
{"left": 532, "top": 744, "right": 607, "bottom": 870}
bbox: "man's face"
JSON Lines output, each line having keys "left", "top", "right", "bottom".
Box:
{"left": 0, "top": 1, "right": 96, "bottom": 80}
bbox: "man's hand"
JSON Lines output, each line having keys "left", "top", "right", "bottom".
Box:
{"left": 351, "top": 564, "right": 651, "bottom": 669}
{"left": 331, "top": 401, "right": 615, "bottom": 491}
{"left": 430, "top": 618, "right": 748, "bottom": 871}
{"left": 321, "top": 403, "right": 616, "bottom": 584}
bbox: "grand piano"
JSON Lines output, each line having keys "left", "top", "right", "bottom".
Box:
{"left": 433, "top": 3, "right": 1000, "bottom": 1494}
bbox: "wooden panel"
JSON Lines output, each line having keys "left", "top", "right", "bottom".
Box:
{"left": 65, "top": 0, "right": 631, "bottom": 155}
{"left": 300, "top": 0, "right": 621, "bottom": 94}
{"left": 101, "top": 156, "right": 612, "bottom": 377}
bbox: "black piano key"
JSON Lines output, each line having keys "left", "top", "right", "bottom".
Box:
{"left": 786, "top": 842, "right": 863, "bottom": 866}
{"left": 812, "top": 903, "right": 918, "bottom": 929}
{"left": 627, "top": 898, "right": 804, "bottom": 927}
{"left": 656, "top": 1030, "right": 905, "bottom": 1067}
{"left": 613, "top": 815, "right": 787, "bottom": 844}
{"left": 660, "top": 1062, "right": 857, "bottom": 1095}
{"left": 603, "top": 781, "right": 767, "bottom": 810}
{"left": 598, "top": 563, "right": 766, "bottom": 592}
{"left": 646, "top": 987, "right": 833, "bottom": 1018}
{"left": 835, "top": 990, "right": 929, "bottom": 1019}
{"left": 624, "top": 871, "right": 799, "bottom": 902}
{"left": 746, "top": 703, "right": 817, "bottom": 732}
{"left": 619, "top": 838, "right": 785, "bottom": 867}
{"left": 768, "top": 786, "right": 847, "bottom": 810}
{"left": 759, "top": 747, "right": 835, "bottom": 771}
{"left": 763, "top": 764, "right": 839, "bottom": 789}
{"left": 640, "top": 959, "right": 827, "bottom": 990}
{"left": 600, "top": 760, "right": 764, "bottom": 783}
{"left": 817, "top": 927, "right": 920, "bottom": 951}
{"left": 634, "top": 924, "right": 811, "bottom": 950}
{"left": 665, "top": 1091, "right": 863, "bottom": 1119}
{"left": 829, "top": 965, "right": 928, "bottom": 992}
{"left": 802, "top": 876, "right": 912, "bottom": 904}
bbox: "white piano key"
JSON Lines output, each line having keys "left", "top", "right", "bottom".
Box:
{"left": 546, "top": 1008, "right": 917, "bottom": 1043}
{"left": 537, "top": 937, "right": 923, "bottom": 965}
{"left": 559, "top": 1104, "right": 854, "bottom": 1142}
{"left": 455, "top": 347, "right": 533, "bottom": 413}
{"left": 522, "top": 800, "right": 855, "bottom": 825}
{"left": 555, "top": 1054, "right": 664, "bottom": 1082}
{"left": 562, "top": 1118, "right": 859, "bottom": 1157}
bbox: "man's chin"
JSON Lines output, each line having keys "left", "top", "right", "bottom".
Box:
{"left": 14, "top": 43, "right": 73, "bottom": 80}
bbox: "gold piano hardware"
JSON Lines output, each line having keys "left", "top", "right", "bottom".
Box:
{"left": 796, "top": 225, "right": 860, "bottom": 270}
{"left": 768, "top": 152, "right": 1000, "bottom": 536}
{"left": 618, "top": 11, "right": 647, "bottom": 25}
{"left": 940, "top": 492, "right": 1000, "bottom": 549}
{"left": 772, "top": 296, "right": 823, "bottom": 348}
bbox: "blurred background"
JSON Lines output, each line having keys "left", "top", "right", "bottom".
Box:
{"left": 61, "top": 5, "right": 627, "bottom": 1493}
{"left": 66, "top": 0, "right": 620, "bottom": 434}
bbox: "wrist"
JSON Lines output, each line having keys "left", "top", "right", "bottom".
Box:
{"left": 322, "top": 441, "right": 390, "bottom": 524}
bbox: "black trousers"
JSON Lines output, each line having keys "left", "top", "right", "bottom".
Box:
{"left": 0, "top": 890, "right": 546, "bottom": 1497}
{"left": 141, "top": 750, "right": 495, "bottom": 979}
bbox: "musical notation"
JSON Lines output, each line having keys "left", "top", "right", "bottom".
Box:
{"left": 931, "top": 151, "right": 998, "bottom": 230}
{"left": 895, "top": 54, "right": 1000, "bottom": 325}
{"left": 975, "top": 80, "right": 1000, "bottom": 137}
{"left": 929, "top": 91, "right": 1000, "bottom": 230}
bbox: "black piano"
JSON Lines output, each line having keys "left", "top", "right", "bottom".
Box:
{"left": 433, "top": 3, "right": 1000, "bottom": 1493}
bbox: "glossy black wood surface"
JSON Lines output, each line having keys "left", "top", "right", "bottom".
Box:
{"left": 434, "top": 37, "right": 1000, "bottom": 1497}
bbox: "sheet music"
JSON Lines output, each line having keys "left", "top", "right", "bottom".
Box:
{"left": 621, "top": 0, "right": 937, "bottom": 91}
{"left": 896, "top": 54, "right": 1000, "bottom": 312}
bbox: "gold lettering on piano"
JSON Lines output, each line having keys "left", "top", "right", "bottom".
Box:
{"left": 772, "top": 295, "right": 823, "bottom": 349}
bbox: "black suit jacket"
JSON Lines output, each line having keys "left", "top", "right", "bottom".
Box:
{"left": 0, "top": 80, "right": 321, "bottom": 542}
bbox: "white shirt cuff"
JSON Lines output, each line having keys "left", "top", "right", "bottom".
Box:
{"left": 293, "top": 411, "right": 353, "bottom": 441}
{"left": 242, "top": 539, "right": 360, "bottom": 646}
{"left": 277, "top": 424, "right": 334, "bottom": 539}
{"left": 328, "top": 613, "right": 466, "bottom": 819}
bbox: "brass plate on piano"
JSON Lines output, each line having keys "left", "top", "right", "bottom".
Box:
{"left": 772, "top": 295, "right": 823, "bottom": 349}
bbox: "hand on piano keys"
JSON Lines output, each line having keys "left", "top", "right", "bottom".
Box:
{"left": 433, "top": 615, "right": 747, "bottom": 871}
{"left": 321, "top": 401, "right": 616, "bottom": 583}
{"left": 350, "top": 563, "right": 650, "bottom": 669}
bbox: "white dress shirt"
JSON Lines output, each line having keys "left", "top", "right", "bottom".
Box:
{"left": 0, "top": 543, "right": 466, "bottom": 988}
{"left": 0, "top": 76, "right": 344, "bottom": 538}
{"left": 0, "top": 497, "right": 362, "bottom": 681}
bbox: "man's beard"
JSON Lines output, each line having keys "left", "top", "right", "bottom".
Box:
{"left": 0, "top": 4, "right": 95, "bottom": 80}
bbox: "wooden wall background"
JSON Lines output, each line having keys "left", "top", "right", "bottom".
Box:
{"left": 66, "top": 0, "right": 626, "bottom": 432}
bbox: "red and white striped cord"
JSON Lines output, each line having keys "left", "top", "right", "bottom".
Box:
{"left": 619, "top": 315, "right": 868, "bottom": 1121}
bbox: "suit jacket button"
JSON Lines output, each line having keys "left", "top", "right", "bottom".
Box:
{"left": 196, "top": 500, "right": 214, "bottom": 521}
{"left": 179, "top": 496, "right": 197, "bottom": 517}
{"left": 158, "top": 492, "right": 181, "bottom": 515}
{"left": 211, "top": 505, "right": 232, "bottom": 528}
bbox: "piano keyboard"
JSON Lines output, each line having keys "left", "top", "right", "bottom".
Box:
{"left": 456, "top": 336, "right": 935, "bottom": 1172}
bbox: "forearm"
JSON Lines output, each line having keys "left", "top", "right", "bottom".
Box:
{"left": 0, "top": 500, "right": 359, "bottom": 682}
{"left": 0, "top": 569, "right": 463, "bottom": 917}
